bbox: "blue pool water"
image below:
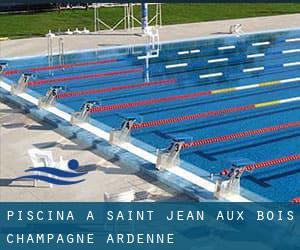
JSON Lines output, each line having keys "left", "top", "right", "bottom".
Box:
{"left": 2, "top": 28, "right": 300, "bottom": 201}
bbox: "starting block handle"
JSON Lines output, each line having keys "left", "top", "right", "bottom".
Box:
{"left": 71, "top": 100, "right": 99, "bottom": 124}
{"left": 11, "top": 73, "right": 32, "bottom": 95}
{"left": 156, "top": 139, "right": 185, "bottom": 170}
{"left": 0, "top": 62, "right": 8, "bottom": 74}
{"left": 109, "top": 117, "right": 138, "bottom": 145}
{"left": 38, "top": 86, "right": 64, "bottom": 107}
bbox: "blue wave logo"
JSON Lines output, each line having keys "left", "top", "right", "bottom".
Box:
{"left": 13, "top": 159, "right": 86, "bottom": 185}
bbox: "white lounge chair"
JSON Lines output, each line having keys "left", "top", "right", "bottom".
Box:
{"left": 27, "top": 148, "right": 67, "bottom": 188}
{"left": 229, "top": 24, "right": 243, "bottom": 35}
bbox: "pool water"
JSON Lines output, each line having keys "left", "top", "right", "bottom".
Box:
{"left": 2, "top": 28, "right": 300, "bottom": 201}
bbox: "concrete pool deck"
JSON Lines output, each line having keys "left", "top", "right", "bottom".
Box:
{"left": 0, "top": 14, "right": 299, "bottom": 201}
{"left": 0, "top": 101, "right": 191, "bottom": 201}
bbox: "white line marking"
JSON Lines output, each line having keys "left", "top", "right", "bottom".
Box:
{"left": 280, "top": 97, "right": 300, "bottom": 103}
{"left": 45, "top": 106, "right": 72, "bottom": 121}
{"left": 283, "top": 61, "right": 300, "bottom": 67}
{"left": 200, "top": 72, "right": 223, "bottom": 78}
{"left": 137, "top": 54, "right": 159, "bottom": 60}
{"left": 247, "top": 53, "right": 265, "bottom": 58}
{"left": 166, "top": 63, "right": 188, "bottom": 69}
{"left": 235, "top": 84, "right": 260, "bottom": 90}
{"left": 243, "top": 67, "right": 264, "bottom": 73}
{"left": 0, "top": 80, "right": 12, "bottom": 92}
{"left": 280, "top": 77, "right": 300, "bottom": 83}
{"left": 252, "top": 41, "right": 270, "bottom": 46}
{"left": 208, "top": 58, "right": 228, "bottom": 63}
{"left": 190, "top": 49, "right": 200, "bottom": 54}
{"left": 285, "top": 38, "right": 300, "bottom": 42}
{"left": 178, "top": 51, "right": 189, "bottom": 55}
{"left": 282, "top": 49, "right": 300, "bottom": 54}
{"left": 218, "top": 45, "right": 235, "bottom": 50}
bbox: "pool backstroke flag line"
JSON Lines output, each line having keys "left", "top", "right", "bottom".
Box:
{"left": 0, "top": 202, "right": 299, "bottom": 250}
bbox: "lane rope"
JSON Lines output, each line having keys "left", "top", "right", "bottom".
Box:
{"left": 90, "top": 77, "right": 300, "bottom": 113}
{"left": 242, "top": 154, "right": 300, "bottom": 172}
{"left": 219, "top": 154, "right": 300, "bottom": 179}
{"left": 3, "top": 59, "right": 118, "bottom": 75}
{"left": 292, "top": 197, "right": 300, "bottom": 203}
{"left": 131, "top": 96, "right": 300, "bottom": 129}
{"left": 182, "top": 121, "right": 300, "bottom": 148}
{"left": 57, "top": 78, "right": 177, "bottom": 98}
{"left": 28, "top": 68, "right": 143, "bottom": 86}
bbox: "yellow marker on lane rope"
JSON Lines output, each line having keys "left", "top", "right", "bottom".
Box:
{"left": 210, "top": 78, "right": 298, "bottom": 95}
{"left": 255, "top": 100, "right": 281, "bottom": 108}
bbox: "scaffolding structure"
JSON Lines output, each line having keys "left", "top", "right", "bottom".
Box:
{"left": 93, "top": 3, "right": 162, "bottom": 32}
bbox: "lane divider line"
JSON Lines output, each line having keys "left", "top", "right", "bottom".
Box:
{"left": 190, "top": 49, "right": 201, "bottom": 54}
{"left": 243, "top": 67, "right": 264, "bottom": 73}
{"left": 247, "top": 53, "right": 265, "bottom": 58}
{"left": 252, "top": 41, "right": 270, "bottom": 46}
{"left": 28, "top": 68, "right": 144, "bottom": 86}
{"left": 165, "top": 63, "right": 188, "bottom": 69}
{"left": 90, "top": 77, "right": 300, "bottom": 114}
{"left": 177, "top": 49, "right": 201, "bottom": 55}
{"left": 137, "top": 54, "right": 159, "bottom": 60}
{"left": 199, "top": 72, "right": 223, "bottom": 78}
{"left": 292, "top": 197, "right": 300, "bottom": 203}
{"left": 208, "top": 58, "right": 228, "bottom": 63}
{"left": 242, "top": 154, "right": 300, "bottom": 172}
{"left": 285, "top": 38, "right": 300, "bottom": 43}
{"left": 3, "top": 59, "right": 118, "bottom": 75}
{"left": 182, "top": 121, "right": 300, "bottom": 148}
{"left": 218, "top": 45, "right": 235, "bottom": 50}
{"left": 283, "top": 61, "right": 300, "bottom": 67}
{"left": 131, "top": 96, "right": 300, "bottom": 129}
{"left": 177, "top": 51, "right": 189, "bottom": 55}
{"left": 57, "top": 78, "right": 177, "bottom": 99}
{"left": 282, "top": 49, "right": 300, "bottom": 54}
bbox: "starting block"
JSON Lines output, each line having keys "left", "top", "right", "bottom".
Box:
{"left": 38, "top": 86, "right": 65, "bottom": 108}
{"left": 0, "top": 62, "right": 7, "bottom": 74}
{"left": 214, "top": 158, "right": 254, "bottom": 199}
{"left": 109, "top": 114, "right": 143, "bottom": 145}
{"left": 11, "top": 73, "right": 32, "bottom": 95}
{"left": 156, "top": 135, "right": 192, "bottom": 170}
{"left": 71, "top": 101, "right": 99, "bottom": 124}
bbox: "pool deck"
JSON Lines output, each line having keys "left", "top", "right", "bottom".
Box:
{"left": 0, "top": 14, "right": 299, "bottom": 202}
{"left": 0, "top": 101, "right": 191, "bottom": 201}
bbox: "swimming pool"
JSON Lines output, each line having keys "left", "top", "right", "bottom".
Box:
{"left": 1, "top": 28, "right": 300, "bottom": 202}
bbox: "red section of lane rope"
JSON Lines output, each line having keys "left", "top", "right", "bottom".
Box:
{"left": 28, "top": 68, "right": 143, "bottom": 86}
{"left": 3, "top": 59, "right": 118, "bottom": 75}
{"left": 182, "top": 121, "right": 300, "bottom": 148}
{"left": 292, "top": 197, "right": 300, "bottom": 203}
{"left": 131, "top": 105, "right": 255, "bottom": 129}
{"left": 91, "top": 90, "right": 213, "bottom": 113}
{"left": 219, "top": 154, "right": 300, "bottom": 177}
{"left": 57, "top": 78, "right": 177, "bottom": 98}
{"left": 242, "top": 154, "right": 300, "bottom": 172}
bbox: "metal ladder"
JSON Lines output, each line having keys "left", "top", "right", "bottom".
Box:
{"left": 47, "top": 36, "right": 54, "bottom": 75}
{"left": 47, "top": 36, "right": 65, "bottom": 75}
{"left": 58, "top": 38, "right": 65, "bottom": 69}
